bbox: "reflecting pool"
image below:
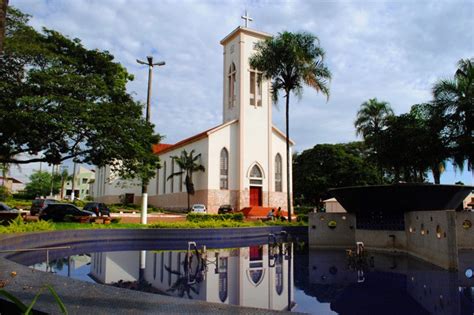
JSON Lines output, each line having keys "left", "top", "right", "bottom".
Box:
{"left": 26, "top": 246, "right": 474, "bottom": 314}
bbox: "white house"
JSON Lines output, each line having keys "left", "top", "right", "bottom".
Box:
{"left": 93, "top": 24, "right": 293, "bottom": 213}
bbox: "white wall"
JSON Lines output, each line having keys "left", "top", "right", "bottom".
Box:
{"left": 208, "top": 122, "right": 239, "bottom": 190}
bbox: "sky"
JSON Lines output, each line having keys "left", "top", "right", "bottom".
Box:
{"left": 9, "top": 0, "right": 474, "bottom": 185}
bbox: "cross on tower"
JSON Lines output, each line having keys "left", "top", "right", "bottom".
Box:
{"left": 241, "top": 10, "right": 253, "bottom": 27}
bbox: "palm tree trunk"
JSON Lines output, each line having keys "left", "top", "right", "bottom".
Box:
{"left": 285, "top": 92, "right": 292, "bottom": 222}
{"left": 432, "top": 166, "right": 441, "bottom": 184}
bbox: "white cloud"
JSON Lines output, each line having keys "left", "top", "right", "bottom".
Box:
{"left": 8, "top": 0, "right": 474, "bottom": 184}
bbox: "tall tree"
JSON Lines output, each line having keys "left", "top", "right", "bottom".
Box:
{"left": 250, "top": 31, "right": 331, "bottom": 221}
{"left": 354, "top": 98, "right": 394, "bottom": 178}
{"left": 0, "top": 0, "right": 7, "bottom": 52}
{"left": 167, "top": 149, "right": 205, "bottom": 211}
{"left": 354, "top": 98, "right": 394, "bottom": 140}
{"left": 433, "top": 58, "right": 474, "bottom": 171}
{"left": 293, "top": 142, "right": 381, "bottom": 206}
{"left": 25, "top": 170, "right": 61, "bottom": 198}
{"left": 0, "top": 7, "right": 160, "bottom": 183}
{"left": 410, "top": 103, "right": 449, "bottom": 184}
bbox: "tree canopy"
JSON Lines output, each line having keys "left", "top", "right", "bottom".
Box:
{"left": 0, "top": 7, "right": 160, "bottom": 180}
{"left": 24, "top": 170, "right": 60, "bottom": 198}
{"left": 293, "top": 142, "right": 381, "bottom": 206}
{"left": 250, "top": 31, "right": 331, "bottom": 220}
{"left": 433, "top": 58, "right": 473, "bottom": 170}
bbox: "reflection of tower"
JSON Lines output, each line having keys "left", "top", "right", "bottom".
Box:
{"left": 89, "top": 244, "right": 294, "bottom": 311}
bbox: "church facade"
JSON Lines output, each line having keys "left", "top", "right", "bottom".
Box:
{"left": 93, "top": 25, "right": 293, "bottom": 213}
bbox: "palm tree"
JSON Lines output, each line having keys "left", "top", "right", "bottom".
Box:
{"left": 433, "top": 58, "right": 474, "bottom": 171}
{"left": 354, "top": 98, "right": 394, "bottom": 140}
{"left": 250, "top": 31, "right": 331, "bottom": 222}
{"left": 167, "top": 149, "right": 205, "bottom": 211}
{"left": 354, "top": 98, "right": 394, "bottom": 181}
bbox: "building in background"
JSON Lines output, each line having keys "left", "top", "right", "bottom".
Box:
{"left": 64, "top": 166, "right": 95, "bottom": 200}
{"left": 0, "top": 176, "right": 24, "bottom": 193}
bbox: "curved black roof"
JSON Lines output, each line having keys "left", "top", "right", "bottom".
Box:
{"left": 329, "top": 184, "right": 473, "bottom": 214}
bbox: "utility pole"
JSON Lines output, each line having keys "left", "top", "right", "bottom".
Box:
{"left": 136, "top": 56, "right": 165, "bottom": 224}
{"left": 70, "top": 161, "right": 77, "bottom": 201}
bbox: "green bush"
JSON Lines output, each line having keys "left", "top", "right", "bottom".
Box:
{"left": 296, "top": 214, "right": 309, "bottom": 223}
{"left": 294, "top": 206, "right": 314, "bottom": 215}
{"left": 186, "top": 213, "right": 244, "bottom": 222}
{"left": 72, "top": 200, "right": 86, "bottom": 208}
{"left": 0, "top": 186, "right": 11, "bottom": 201}
{"left": 150, "top": 220, "right": 263, "bottom": 229}
{"left": 4, "top": 199, "right": 31, "bottom": 210}
{"left": 111, "top": 217, "right": 122, "bottom": 224}
{"left": 0, "top": 216, "right": 55, "bottom": 234}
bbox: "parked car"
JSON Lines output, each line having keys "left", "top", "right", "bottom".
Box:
{"left": 83, "top": 202, "right": 111, "bottom": 217}
{"left": 39, "top": 204, "right": 96, "bottom": 222}
{"left": 30, "top": 198, "right": 58, "bottom": 215}
{"left": 191, "top": 204, "right": 207, "bottom": 213}
{"left": 0, "top": 202, "right": 19, "bottom": 213}
{"left": 218, "top": 204, "right": 233, "bottom": 214}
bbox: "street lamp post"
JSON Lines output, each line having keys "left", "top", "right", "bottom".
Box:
{"left": 137, "top": 56, "right": 165, "bottom": 225}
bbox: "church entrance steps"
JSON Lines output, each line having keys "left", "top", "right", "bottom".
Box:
{"left": 239, "top": 206, "right": 291, "bottom": 220}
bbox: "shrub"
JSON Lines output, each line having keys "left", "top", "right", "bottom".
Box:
{"left": 186, "top": 213, "right": 244, "bottom": 222}
{"left": 111, "top": 217, "right": 121, "bottom": 224}
{"left": 297, "top": 214, "right": 309, "bottom": 223}
{"left": 0, "top": 186, "right": 11, "bottom": 201}
{"left": 0, "top": 216, "right": 55, "bottom": 234}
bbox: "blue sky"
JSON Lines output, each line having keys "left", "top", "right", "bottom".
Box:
{"left": 9, "top": 0, "right": 474, "bottom": 185}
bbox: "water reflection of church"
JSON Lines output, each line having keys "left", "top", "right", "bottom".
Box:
{"left": 89, "top": 244, "right": 293, "bottom": 311}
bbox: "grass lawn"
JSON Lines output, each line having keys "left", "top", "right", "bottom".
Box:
{"left": 0, "top": 214, "right": 306, "bottom": 234}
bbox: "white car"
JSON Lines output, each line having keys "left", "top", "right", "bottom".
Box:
{"left": 191, "top": 204, "right": 207, "bottom": 213}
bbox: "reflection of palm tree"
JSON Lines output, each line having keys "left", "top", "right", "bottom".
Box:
{"left": 165, "top": 249, "right": 206, "bottom": 299}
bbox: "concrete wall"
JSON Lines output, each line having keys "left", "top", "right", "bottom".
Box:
{"left": 455, "top": 211, "right": 474, "bottom": 249}
{"left": 405, "top": 211, "right": 458, "bottom": 270}
{"left": 355, "top": 230, "right": 407, "bottom": 250}
{"left": 308, "top": 213, "right": 356, "bottom": 248}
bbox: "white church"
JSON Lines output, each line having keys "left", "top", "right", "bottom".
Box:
{"left": 93, "top": 21, "right": 293, "bottom": 214}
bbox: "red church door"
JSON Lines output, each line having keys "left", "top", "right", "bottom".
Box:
{"left": 249, "top": 186, "right": 262, "bottom": 206}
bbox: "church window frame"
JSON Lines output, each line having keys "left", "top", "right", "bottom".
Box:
{"left": 275, "top": 154, "right": 283, "bottom": 192}
{"left": 228, "top": 63, "right": 237, "bottom": 108}
{"left": 249, "top": 164, "right": 263, "bottom": 186}
{"left": 179, "top": 166, "right": 183, "bottom": 193}
{"left": 249, "top": 69, "right": 262, "bottom": 107}
{"left": 162, "top": 161, "right": 167, "bottom": 194}
{"left": 170, "top": 158, "right": 175, "bottom": 193}
{"left": 156, "top": 168, "right": 160, "bottom": 195}
{"left": 220, "top": 148, "right": 229, "bottom": 190}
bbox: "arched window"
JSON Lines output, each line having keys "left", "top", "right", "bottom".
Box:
{"left": 218, "top": 257, "right": 228, "bottom": 302}
{"left": 275, "top": 154, "right": 282, "bottom": 192}
{"left": 162, "top": 161, "right": 167, "bottom": 194}
{"left": 249, "top": 164, "right": 263, "bottom": 185}
{"left": 220, "top": 148, "right": 229, "bottom": 190}
{"left": 228, "top": 63, "right": 237, "bottom": 108}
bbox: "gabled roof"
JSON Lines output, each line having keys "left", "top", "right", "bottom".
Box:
{"left": 220, "top": 26, "right": 272, "bottom": 45}
{"left": 153, "top": 120, "right": 238, "bottom": 155}
{"left": 0, "top": 176, "right": 22, "bottom": 184}
{"left": 272, "top": 125, "right": 295, "bottom": 145}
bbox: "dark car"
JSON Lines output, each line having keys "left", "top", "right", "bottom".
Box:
{"left": 39, "top": 204, "right": 95, "bottom": 222}
{"left": 83, "top": 202, "right": 111, "bottom": 217}
{"left": 0, "top": 202, "right": 19, "bottom": 213}
{"left": 30, "top": 198, "right": 58, "bottom": 215}
{"left": 218, "top": 204, "right": 234, "bottom": 214}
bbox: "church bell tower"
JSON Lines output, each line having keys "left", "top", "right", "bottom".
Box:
{"left": 220, "top": 17, "right": 277, "bottom": 209}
